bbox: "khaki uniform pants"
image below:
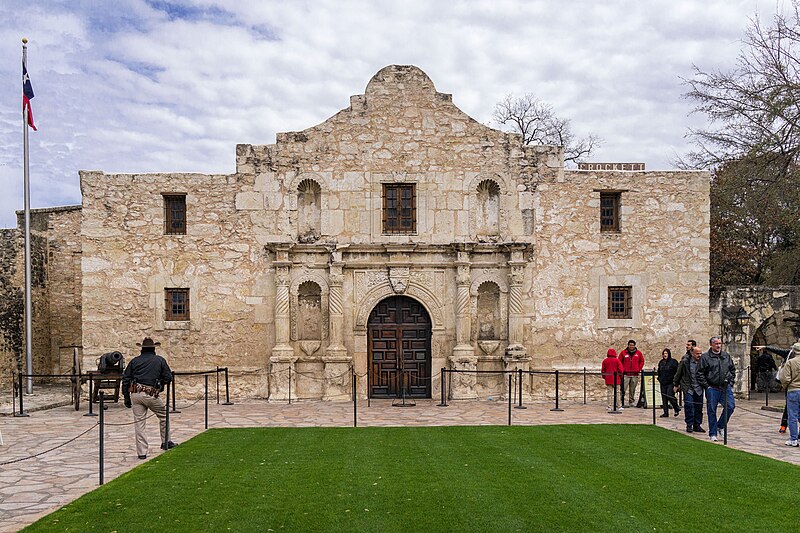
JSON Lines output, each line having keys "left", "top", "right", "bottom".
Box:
{"left": 131, "top": 391, "right": 167, "bottom": 456}
{"left": 624, "top": 375, "right": 638, "bottom": 406}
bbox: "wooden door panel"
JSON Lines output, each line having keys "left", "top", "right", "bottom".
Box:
{"left": 368, "top": 296, "right": 431, "bottom": 398}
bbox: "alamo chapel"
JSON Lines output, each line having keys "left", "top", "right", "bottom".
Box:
{"left": 0, "top": 65, "right": 711, "bottom": 401}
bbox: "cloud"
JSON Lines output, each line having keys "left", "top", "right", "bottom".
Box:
{"left": 0, "top": 0, "right": 783, "bottom": 227}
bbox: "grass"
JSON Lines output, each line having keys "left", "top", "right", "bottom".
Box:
{"left": 24, "top": 425, "right": 800, "bottom": 532}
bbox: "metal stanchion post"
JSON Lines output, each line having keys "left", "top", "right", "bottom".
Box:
{"left": 550, "top": 370, "right": 563, "bottom": 412}
{"left": 439, "top": 367, "right": 447, "bottom": 407}
{"left": 164, "top": 382, "right": 170, "bottom": 447}
{"left": 99, "top": 391, "right": 105, "bottom": 485}
{"left": 652, "top": 370, "right": 656, "bottom": 425}
{"left": 508, "top": 374, "right": 512, "bottom": 426}
{"left": 216, "top": 366, "right": 220, "bottom": 404}
{"left": 288, "top": 366, "right": 292, "bottom": 405}
{"left": 205, "top": 374, "right": 209, "bottom": 430}
{"left": 352, "top": 368, "right": 357, "bottom": 428}
{"left": 765, "top": 379, "right": 770, "bottom": 407}
{"left": 170, "top": 374, "right": 180, "bottom": 414}
{"left": 583, "top": 367, "right": 587, "bottom": 405}
{"left": 515, "top": 368, "right": 526, "bottom": 409}
{"left": 222, "top": 367, "right": 233, "bottom": 405}
{"left": 15, "top": 372, "right": 28, "bottom": 417}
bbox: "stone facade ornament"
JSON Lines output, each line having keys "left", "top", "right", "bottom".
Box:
{"left": 389, "top": 266, "right": 410, "bottom": 294}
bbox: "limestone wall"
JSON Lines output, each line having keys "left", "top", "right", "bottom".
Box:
{"left": 77, "top": 65, "right": 711, "bottom": 400}
{"left": 529, "top": 169, "right": 710, "bottom": 370}
{"left": 79, "top": 171, "right": 272, "bottom": 395}
{"left": 0, "top": 207, "right": 82, "bottom": 387}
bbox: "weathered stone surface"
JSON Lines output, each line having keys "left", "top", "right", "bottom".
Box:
{"left": 1, "top": 65, "right": 712, "bottom": 400}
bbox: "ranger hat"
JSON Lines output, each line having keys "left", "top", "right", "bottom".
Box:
{"left": 136, "top": 337, "right": 161, "bottom": 348}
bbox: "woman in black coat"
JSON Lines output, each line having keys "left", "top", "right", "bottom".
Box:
{"left": 657, "top": 348, "right": 680, "bottom": 417}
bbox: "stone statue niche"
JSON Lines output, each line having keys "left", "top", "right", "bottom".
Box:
{"left": 297, "top": 281, "right": 323, "bottom": 341}
{"left": 477, "top": 281, "right": 502, "bottom": 340}
{"left": 297, "top": 179, "right": 321, "bottom": 243}
{"left": 476, "top": 179, "right": 500, "bottom": 241}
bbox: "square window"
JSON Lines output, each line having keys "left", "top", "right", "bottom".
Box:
{"left": 165, "top": 288, "right": 190, "bottom": 321}
{"left": 383, "top": 184, "right": 416, "bottom": 234}
{"left": 600, "top": 192, "right": 621, "bottom": 232}
{"left": 163, "top": 194, "right": 187, "bottom": 235}
{"left": 608, "top": 286, "right": 632, "bottom": 319}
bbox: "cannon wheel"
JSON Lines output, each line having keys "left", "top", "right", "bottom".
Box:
{"left": 71, "top": 349, "right": 82, "bottom": 411}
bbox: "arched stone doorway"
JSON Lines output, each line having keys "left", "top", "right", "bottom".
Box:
{"left": 367, "top": 295, "right": 432, "bottom": 399}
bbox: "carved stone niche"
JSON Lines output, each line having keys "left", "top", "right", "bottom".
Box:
{"left": 297, "top": 178, "right": 321, "bottom": 243}
{"left": 470, "top": 275, "right": 508, "bottom": 345}
{"left": 290, "top": 273, "right": 329, "bottom": 344}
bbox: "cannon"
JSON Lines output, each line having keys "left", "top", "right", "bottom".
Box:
{"left": 92, "top": 351, "right": 125, "bottom": 403}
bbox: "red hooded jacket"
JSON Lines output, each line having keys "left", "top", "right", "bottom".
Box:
{"left": 618, "top": 347, "right": 644, "bottom": 375}
{"left": 601, "top": 349, "right": 624, "bottom": 385}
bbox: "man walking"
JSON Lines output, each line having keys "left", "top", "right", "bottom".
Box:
{"left": 122, "top": 337, "right": 176, "bottom": 459}
{"left": 674, "top": 345, "right": 705, "bottom": 433}
{"left": 697, "top": 336, "right": 736, "bottom": 442}
{"left": 776, "top": 342, "right": 800, "bottom": 447}
{"left": 619, "top": 340, "right": 644, "bottom": 407}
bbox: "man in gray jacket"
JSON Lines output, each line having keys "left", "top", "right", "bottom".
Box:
{"left": 696, "top": 336, "right": 736, "bottom": 442}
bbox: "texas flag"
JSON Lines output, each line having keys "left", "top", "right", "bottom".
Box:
{"left": 23, "top": 62, "right": 37, "bottom": 131}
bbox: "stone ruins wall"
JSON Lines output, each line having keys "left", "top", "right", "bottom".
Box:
{"left": 0, "top": 206, "right": 82, "bottom": 387}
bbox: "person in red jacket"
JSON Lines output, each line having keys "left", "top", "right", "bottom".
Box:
{"left": 619, "top": 339, "right": 644, "bottom": 407}
{"left": 601, "top": 348, "right": 624, "bottom": 410}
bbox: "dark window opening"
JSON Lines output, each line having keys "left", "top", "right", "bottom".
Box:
{"left": 608, "top": 286, "right": 632, "bottom": 319}
{"left": 383, "top": 184, "right": 416, "bottom": 234}
{"left": 164, "top": 194, "right": 187, "bottom": 235}
{"left": 165, "top": 288, "right": 190, "bottom": 321}
{"left": 600, "top": 192, "right": 621, "bottom": 232}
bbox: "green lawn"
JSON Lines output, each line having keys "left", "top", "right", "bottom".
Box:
{"left": 24, "top": 425, "right": 800, "bottom": 532}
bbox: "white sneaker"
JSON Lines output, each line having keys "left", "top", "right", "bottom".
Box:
{"left": 710, "top": 435, "right": 718, "bottom": 442}
{"left": 785, "top": 440, "right": 799, "bottom": 447}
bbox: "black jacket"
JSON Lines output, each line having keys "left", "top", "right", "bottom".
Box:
{"left": 697, "top": 349, "right": 736, "bottom": 389}
{"left": 122, "top": 351, "right": 173, "bottom": 397}
{"left": 657, "top": 356, "right": 679, "bottom": 384}
{"left": 755, "top": 352, "right": 778, "bottom": 373}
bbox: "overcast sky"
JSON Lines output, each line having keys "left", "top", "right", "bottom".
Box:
{"left": 0, "top": 0, "right": 785, "bottom": 228}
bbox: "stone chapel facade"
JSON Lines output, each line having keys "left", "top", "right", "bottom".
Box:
{"left": 71, "top": 65, "right": 711, "bottom": 400}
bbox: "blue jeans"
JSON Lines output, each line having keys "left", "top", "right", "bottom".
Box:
{"left": 705, "top": 386, "right": 735, "bottom": 437}
{"left": 684, "top": 390, "right": 704, "bottom": 428}
{"left": 787, "top": 390, "right": 800, "bottom": 441}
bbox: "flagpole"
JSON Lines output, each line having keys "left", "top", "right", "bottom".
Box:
{"left": 22, "top": 37, "right": 33, "bottom": 395}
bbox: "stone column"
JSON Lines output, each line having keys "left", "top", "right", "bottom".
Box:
{"left": 449, "top": 247, "right": 477, "bottom": 400}
{"left": 323, "top": 251, "right": 351, "bottom": 400}
{"left": 270, "top": 245, "right": 296, "bottom": 401}
{"left": 504, "top": 249, "right": 530, "bottom": 398}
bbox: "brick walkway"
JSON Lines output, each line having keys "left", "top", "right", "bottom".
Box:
{"left": 0, "top": 393, "right": 795, "bottom": 532}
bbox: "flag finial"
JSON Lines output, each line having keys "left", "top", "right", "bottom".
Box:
{"left": 22, "top": 37, "right": 28, "bottom": 44}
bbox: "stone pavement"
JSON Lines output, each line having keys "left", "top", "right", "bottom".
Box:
{"left": 0, "top": 394, "right": 795, "bottom": 532}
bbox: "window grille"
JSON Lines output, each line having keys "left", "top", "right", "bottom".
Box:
{"left": 382, "top": 183, "right": 416, "bottom": 234}
{"left": 165, "top": 288, "right": 190, "bottom": 321}
{"left": 608, "top": 286, "right": 632, "bottom": 319}
{"left": 163, "top": 195, "right": 187, "bottom": 235}
{"left": 600, "top": 192, "right": 621, "bottom": 232}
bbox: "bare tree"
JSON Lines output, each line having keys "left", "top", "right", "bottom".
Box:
{"left": 684, "top": 4, "right": 800, "bottom": 176}
{"left": 492, "top": 93, "right": 601, "bottom": 164}
{"left": 684, "top": 3, "right": 800, "bottom": 285}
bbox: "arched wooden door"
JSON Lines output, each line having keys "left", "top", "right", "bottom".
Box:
{"left": 368, "top": 296, "right": 432, "bottom": 398}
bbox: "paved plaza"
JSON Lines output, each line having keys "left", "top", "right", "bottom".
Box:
{"left": 0, "top": 388, "right": 795, "bottom": 532}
